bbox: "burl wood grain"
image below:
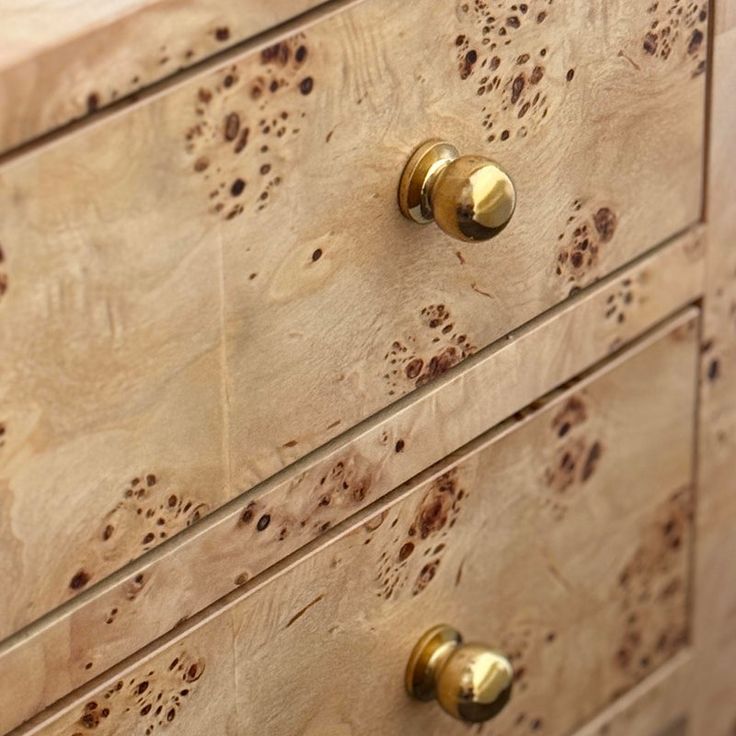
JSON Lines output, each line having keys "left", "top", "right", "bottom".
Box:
{"left": 0, "top": 0, "right": 706, "bottom": 648}
{"left": 691, "top": 1, "right": 736, "bottom": 733}
{"left": 0, "top": 230, "right": 704, "bottom": 735}
{"left": 13, "top": 311, "right": 699, "bottom": 736}
{"left": 0, "top": 0, "right": 355, "bottom": 154}
{"left": 573, "top": 653, "right": 692, "bottom": 736}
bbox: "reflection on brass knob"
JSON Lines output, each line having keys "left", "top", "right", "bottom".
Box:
{"left": 398, "top": 140, "right": 516, "bottom": 242}
{"left": 405, "top": 624, "right": 513, "bottom": 723}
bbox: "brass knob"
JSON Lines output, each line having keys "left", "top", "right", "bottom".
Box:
{"left": 398, "top": 140, "right": 516, "bottom": 242}
{"left": 405, "top": 624, "right": 513, "bottom": 723}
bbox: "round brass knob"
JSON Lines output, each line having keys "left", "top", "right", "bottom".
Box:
{"left": 405, "top": 624, "right": 513, "bottom": 723}
{"left": 398, "top": 140, "right": 516, "bottom": 243}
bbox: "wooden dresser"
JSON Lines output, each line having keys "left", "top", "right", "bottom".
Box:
{"left": 1, "top": 1, "right": 734, "bottom": 734}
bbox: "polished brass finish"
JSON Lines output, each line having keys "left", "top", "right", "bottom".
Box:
{"left": 405, "top": 624, "right": 513, "bottom": 723}
{"left": 398, "top": 139, "right": 516, "bottom": 243}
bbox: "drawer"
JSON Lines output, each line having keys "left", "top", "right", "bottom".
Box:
{"left": 0, "top": 0, "right": 706, "bottom": 643}
{"left": 16, "top": 309, "right": 699, "bottom": 736}
{"left": 0, "top": 0, "right": 345, "bottom": 154}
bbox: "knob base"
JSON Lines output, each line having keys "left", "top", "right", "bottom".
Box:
{"left": 398, "top": 141, "right": 459, "bottom": 224}
{"left": 405, "top": 624, "right": 462, "bottom": 700}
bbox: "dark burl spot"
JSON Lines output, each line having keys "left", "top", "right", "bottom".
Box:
{"left": 688, "top": 29, "right": 704, "bottom": 55}
{"left": 405, "top": 358, "right": 424, "bottom": 379}
{"left": 215, "top": 27, "right": 230, "bottom": 42}
{"left": 416, "top": 472, "right": 457, "bottom": 538}
{"left": 230, "top": 178, "right": 246, "bottom": 196}
{"left": 299, "top": 77, "right": 314, "bottom": 95}
{"left": 395, "top": 439, "right": 405, "bottom": 453}
{"left": 256, "top": 514, "right": 271, "bottom": 531}
{"left": 594, "top": 207, "right": 617, "bottom": 242}
{"left": 581, "top": 441, "right": 603, "bottom": 481}
{"left": 235, "top": 572, "right": 249, "bottom": 586}
{"left": 86, "top": 93, "right": 100, "bottom": 113}
{"left": 552, "top": 396, "right": 587, "bottom": 437}
{"left": 530, "top": 66, "right": 545, "bottom": 84}
{"left": 234, "top": 127, "right": 250, "bottom": 153}
{"left": 70, "top": 570, "right": 91, "bottom": 590}
{"left": 511, "top": 74, "right": 525, "bottom": 103}
{"left": 708, "top": 358, "right": 720, "bottom": 382}
{"left": 644, "top": 32, "right": 658, "bottom": 55}
{"left": 224, "top": 113, "right": 240, "bottom": 141}
{"left": 80, "top": 711, "right": 100, "bottom": 729}
{"left": 376, "top": 470, "right": 462, "bottom": 600}
{"left": 79, "top": 698, "right": 111, "bottom": 728}
{"left": 184, "top": 660, "right": 205, "bottom": 682}
{"left": 413, "top": 559, "right": 440, "bottom": 595}
{"left": 416, "top": 347, "right": 459, "bottom": 386}
{"left": 295, "top": 45, "right": 308, "bottom": 63}
{"left": 261, "top": 42, "right": 291, "bottom": 65}
{"left": 566, "top": 68, "right": 576, "bottom": 82}
{"left": 311, "top": 248, "right": 322, "bottom": 261}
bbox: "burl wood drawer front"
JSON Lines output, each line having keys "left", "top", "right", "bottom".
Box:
{"left": 0, "top": 0, "right": 706, "bottom": 644}
{"left": 218, "top": 0, "right": 706, "bottom": 491}
{"left": 16, "top": 310, "right": 699, "bottom": 736}
{"left": 0, "top": 0, "right": 350, "bottom": 154}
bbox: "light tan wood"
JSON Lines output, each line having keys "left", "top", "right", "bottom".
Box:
{"left": 0, "top": 229, "right": 705, "bottom": 735}
{"left": 0, "top": 0, "right": 707, "bottom": 649}
{"left": 0, "top": 0, "right": 351, "bottom": 154}
{"left": 12, "top": 309, "right": 700, "bottom": 736}
{"left": 692, "top": 2, "right": 736, "bottom": 733}
{"left": 573, "top": 653, "right": 693, "bottom": 736}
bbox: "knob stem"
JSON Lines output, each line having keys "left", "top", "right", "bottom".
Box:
{"left": 398, "top": 140, "right": 460, "bottom": 224}
{"left": 405, "top": 624, "right": 462, "bottom": 701}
